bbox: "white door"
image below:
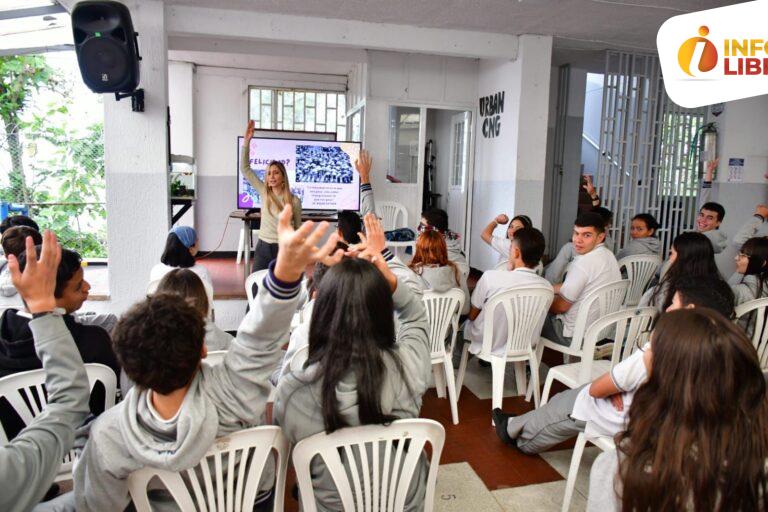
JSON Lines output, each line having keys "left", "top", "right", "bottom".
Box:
{"left": 447, "top": 111, "right": 472, "bottom": 243}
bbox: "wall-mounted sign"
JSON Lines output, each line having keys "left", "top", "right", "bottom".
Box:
{"left": 479, "top": 91, "right": 504, "bottom": 138}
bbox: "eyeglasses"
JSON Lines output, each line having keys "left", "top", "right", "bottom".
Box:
{"left": 737, "top": 252, "right": 749, "bottom": 259}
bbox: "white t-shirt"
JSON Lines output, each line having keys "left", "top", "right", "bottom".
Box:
{"left": 465, "top": 267, "right": 553, "bottom": 356}
{"left": 490, "top": 235, "right": 512, "bottom": 264}
{"left": 556, "top": 244, "right": 621, "bottom": 338}
{"left": 571, "top": 343, "right": 650, "bottom": 439}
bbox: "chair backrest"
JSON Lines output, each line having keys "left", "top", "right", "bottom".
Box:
{"left": 128, "top": 425, "right": 289, "bottom": 512}
{"left": 292, "top": 418, "right": 445, "bottom": 512}
{"left": 422, "top": 289, "right": 465, "bottom": 357}
{"left": 244, "top": 269, "right": 269, "bottom": 309}
{"left": 289, "top": 345, "right": 310, "bottom": 373}
{"left": 481, "top": 286, "right": 554, "bottom": 357}
{"left": 376, "top": 201, "right": 408, "bottom": 231}
{"left": 569, "top": 279, "right": 630, "bottom": 350}
{"left": 618, "top": 254, "right": 662, "bottom": 306}
{"left": 205, "top": 350, "right": 227, "bottom": 366}
{"left": 0, "top": 363, "right": 117, "bottom": 476}
{"left": 735, "top": 297, "right": 768, "bottom": 369}
{"left": 579, "top": 307, "right": 657, "bottom": 382}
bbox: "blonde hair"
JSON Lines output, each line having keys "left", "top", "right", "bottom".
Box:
{"left": 264, "top": 161, "right": 295, "bottom": 215}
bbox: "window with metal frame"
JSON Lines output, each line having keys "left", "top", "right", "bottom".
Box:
{"left": 248, "top": 87, "right": 347, "bottom": 141}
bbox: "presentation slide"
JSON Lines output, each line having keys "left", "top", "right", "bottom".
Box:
{"left": 237, "top": 136, "right": 361, "bottom": 211}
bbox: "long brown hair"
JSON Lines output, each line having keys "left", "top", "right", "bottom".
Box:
{"left": 408, "top": 230, "right": 460, "bottom": 286}
{"left": 155, "top": 268, "right": 209, "bottom": 318}
{"left": 263, "top": 160, "right": 295, "bottom": 215}
{"left": 616, "top": 308, "right": 768, "bottom": 511}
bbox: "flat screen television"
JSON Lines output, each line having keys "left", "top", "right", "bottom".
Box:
{"left": 237, "top": 136, "right": 361, "bottom": 212}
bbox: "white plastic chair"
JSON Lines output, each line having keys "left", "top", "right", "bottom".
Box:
{"left": 456, "top": 286, "right": 554, "bottom": 414}
{"left": 377, "top": 201, "right": 415, "bottom": 256}
{"left": 205, "top": 350, "right": 227, "bottom": 366}
{"left": 0, "top": 363, "right": 117, "bottom": 481}
{"left": 561, "top": 433, "right": 615, "bottom": 512}
{"left": 292, "top": 418, "right": 445, "bottom": 512}
{"left": 128, "top": 425, "right": 289, "bottom": 512}
{"left": 734, "top": 296, "right": 768, "bottom": 370}
{"left": 288, "top": 344, "right": 309, "bottom": 373}
{"left": 618, "top": 254, "right": 661, "bottom": 307}
{"left": 422, "top": 289, "right": 465, "bottom": 425}
{"left": 540, "top": 306, "right": 656, "bottom": 405}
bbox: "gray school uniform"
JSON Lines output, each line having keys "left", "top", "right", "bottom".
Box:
{"left": 73, "top": 269, "right": 300, "bottom": 512}
{"left": 728, "top": 272, "right": 767, "bottom": 306}
{"left": 413, "top": 264, "right": 470, "bottom": 315}
{"left": 274, "top": 281, "right": 431, "bottom": 512}
{"left": 732, "top": 215, "right": 768, "bottom": 249}
{"left": 587, "top": 450, "right": 621, "bottom": 511}
{"left": 702, "top": 229, "right": 728, "bottom": 254}
{"left": 0, "top": 315, "right": 90, "bottom": 512}
{"left": 615, "top": 236, "right": 661, "bottom": 261}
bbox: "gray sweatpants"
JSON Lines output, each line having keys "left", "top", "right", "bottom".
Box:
{"left": 506, "top": 386, "right": 586, "bottom": 454}
{"left": 541, "top": 314, "right": 572, "bottom": 347}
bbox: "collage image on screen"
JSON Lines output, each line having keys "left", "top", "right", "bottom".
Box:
{"left": 295, "top": 145, "right": 354, "bottom": 184}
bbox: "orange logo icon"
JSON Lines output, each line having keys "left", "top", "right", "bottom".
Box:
{"left": 678, "top": 25, "right": 718, "bottom": 76}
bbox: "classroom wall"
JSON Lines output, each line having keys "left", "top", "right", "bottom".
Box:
{"left": 711, "top": 95, "right": 768, "bottom": 276}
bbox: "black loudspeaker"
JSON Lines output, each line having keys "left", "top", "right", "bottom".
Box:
{"left": 72, "top": 1, "right": 142, "bottom": 102}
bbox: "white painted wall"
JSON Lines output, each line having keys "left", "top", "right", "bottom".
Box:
{"left": 470, "top": 35, "right": 553, "bottom": 270}
{"left": 712, "top": 95, "right": 768, "bottom": 276}
{"left": 362, "top": 50, "right": 478, "bottom": 242}
{"left": 102, "top": 0, "right": 170, "bottom": 313}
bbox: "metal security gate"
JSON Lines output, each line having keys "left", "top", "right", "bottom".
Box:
{"left": 595, "top": 51, "right": 706, "bottom": 254}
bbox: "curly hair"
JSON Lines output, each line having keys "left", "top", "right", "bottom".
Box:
{"left": 112, "top": 293, "right": 205, "bottom": 394}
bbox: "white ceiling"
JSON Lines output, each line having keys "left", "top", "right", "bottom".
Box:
{"left": 165, "top": 0, "right": 742, "bottom": 53}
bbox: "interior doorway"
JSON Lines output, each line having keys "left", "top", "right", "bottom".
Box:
{"left": 424, "top": 108, "right": 473, "bottom": 248}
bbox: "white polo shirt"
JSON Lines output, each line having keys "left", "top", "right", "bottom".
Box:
{"left": 556, "top": 244, "right": 621, "bottom": 338}
{"left": 571, "top": 342, "right": 650, "bottom": 439}
{"left": 490, "top": 235, "right": 512, "bottom": 263}
{"left": 465, "top": 267, "right": 553, "bottom": 356}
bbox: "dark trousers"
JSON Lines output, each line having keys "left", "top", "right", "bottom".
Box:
{"left": 252, "top": 239, "right": 279, "bottom": 273}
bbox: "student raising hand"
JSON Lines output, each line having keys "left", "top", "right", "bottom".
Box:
{"left": 356, "top": 213, "right": 398, "bottom": 292}
{"left": 274, "top": 204, "right": 343, "bottom": 282}
{"left": 354, "top": 150, "right": 373, "bottom": 185}
{"left": 7, "top": 230, "right": 61, "bottom": 313}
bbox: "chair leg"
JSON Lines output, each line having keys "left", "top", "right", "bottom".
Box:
{"left": 528, "top": 355, "right": 542, "bottom": 408}
{"left": 540, "top": 371, "right": 556, "bottom": 406}
{"left": 433, "top": 363, "right": 446, "bottom": 398}
{"left": 236, "top": 225, "right": 245, "bottom": 264}
{"left": 455, "top": 343, "right": 470, "bottom": 401}
{"left": 561, "top": 432, "right": 588, "bottom": 512}
{"left": 527, "top": 342, "right": 546, "bottom": 401}
{"left": 443, "top": 354, "right": 460, "bottom": 425}
{"left": 490, "top": 357, "right": 506, "bottom": 424}
{"left": 513, "top": 361, "right": 527, "bottom": 397}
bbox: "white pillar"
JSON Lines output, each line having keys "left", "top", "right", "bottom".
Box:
{"left": 104, "top": 0, "right": 170, "bottom": 313}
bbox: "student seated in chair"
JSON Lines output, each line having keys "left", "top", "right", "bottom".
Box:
{"left": 0, "top": 231, "right": 92, "bottom": 512}
{"left": 545, "top": 206, "right": 614, "bottom": 284}
{"left": 696, "top": 201, "right": 727, "bottom": 254}
{"left": 70, "top": 206, "right": 343, "bottom": 512}
{"left": 492, "top": 276, "right": 735, "bottom": 454}
{"left": 463, "top": 227, "right": 551, "bottom": 357}
{"left": 480, "top": 213, "right": 533, "bottom": 264}
{"left": 542, "top": 213, "right": 621, "bottom": 347}
{"left": 615, "top": 213, "right": 661, "bottom": 260}
{"left": 0, "top": 245, "right": 120, "bottom": 440}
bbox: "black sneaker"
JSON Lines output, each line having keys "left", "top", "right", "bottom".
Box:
{"left": 492, "top": 408, "right": 515, "bottom": 446}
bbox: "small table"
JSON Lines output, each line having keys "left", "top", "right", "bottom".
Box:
{"left": 229, "top": 210, "right": 337, "bottom": 273}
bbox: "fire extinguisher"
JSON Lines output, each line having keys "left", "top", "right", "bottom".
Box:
{"left": 699, "top": 122, "right": 718, "bottom": 182}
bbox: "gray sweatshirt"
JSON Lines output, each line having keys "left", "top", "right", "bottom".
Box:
{"left": 728, "top": 272, "right": 766, "bottom": 306}
{"left": 702, "top": 228, "right": 728, "bottom": 254}
{"left": 544, "top": 235, "right": 615, "bottom": 285}
{"left": 732, "top": 215, "right": 768, "bottom": 249}
{"left": 615, "top": 236, "right": 661, "bottom": 261}
{"left": 73, "top": 268, "right": 300, "bottom": 511}
{"left": 413, "top": 264, "right": 470, "bottom": 315}
{"left": 274, "top": 280, "right": 431, "bottom": 512}
{"left": 0, "top": 315, "right": 90, "bottom": 512}
{"left": 587, "top": 449, "right": 621, "bottom": 511}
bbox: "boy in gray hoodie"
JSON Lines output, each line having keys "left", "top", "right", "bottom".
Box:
{"left": 72, "top": 207, "right": 342, "bottom": 512}
{"left": 0, "top": 231, "right": 91, "bottom": 512}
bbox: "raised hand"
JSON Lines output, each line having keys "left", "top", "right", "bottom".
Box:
{"left": 7, "top": 230, "right": 61, "bottom": 314}
{"left": 359, "top": 213, "right": 386, "bottom": 258}
{"left": 495, "top": 214, "right": 509, "bottom": 225}
{"left": 354, "top": 150, "right": 373, "bottom": 184}
{"left": 582, "top": 175, "right": 596, "bottom": 196}
{"left": 704, "top": 157, "right": 719, "bottom": 182}
{"left": 274, "top": 204, "right": 342, "bottom": 282}
{"left": 755, "top": 204, "right": 768, "bottom": 219}
{"left": 244, "top": 120, "right": 255, "bottom": 142}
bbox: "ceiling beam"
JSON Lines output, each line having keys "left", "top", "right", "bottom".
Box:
{"left": 166, "top": 5, "right": 518, "bottom": 60}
